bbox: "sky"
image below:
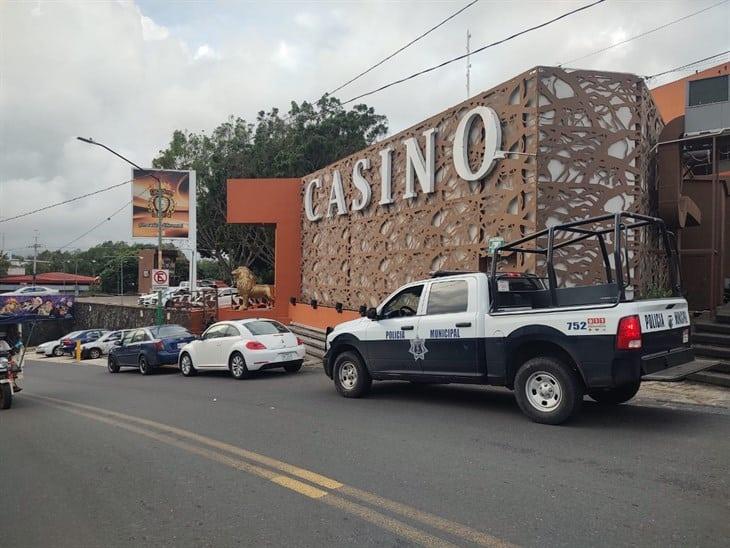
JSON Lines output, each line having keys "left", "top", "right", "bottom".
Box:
{"left": 1, "top": 0, "right": 728, "bottom": 256}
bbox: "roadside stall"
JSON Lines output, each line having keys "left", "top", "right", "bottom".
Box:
{"left": 0, "top": 293, "right": 74, "bottom": 409}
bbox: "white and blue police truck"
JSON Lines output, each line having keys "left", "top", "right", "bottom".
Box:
{"left": 323, "top": 213, "right": 712, "bottom": 424}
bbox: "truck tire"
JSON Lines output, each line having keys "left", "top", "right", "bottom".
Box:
{"left": 514, "top": 357, "right": 582, "bottom": 425}
{"left": 108, "top": 357, "right": 120, "bottom": 373}
{"left": 589, "top": 381, "right": 641, "bottom": 405}
{"left": 333, "top": 351, "right": 371, "bottom": 398}
{"left": 1, "top": 383, "right": 12, "bottom": 410}
{"left": 180, "top": 353, "right": 197, "bottom": 377}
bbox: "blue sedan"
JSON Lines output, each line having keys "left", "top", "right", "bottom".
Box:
{"left": 107, "top": 324, "right": 196, "bottom": 375}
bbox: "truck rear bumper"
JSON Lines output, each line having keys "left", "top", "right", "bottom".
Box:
{"left": 641, "top": 347, "right": 694, "bottom": 377}
{"left": 642, "top": 357, "right": 718, "bottom": 382}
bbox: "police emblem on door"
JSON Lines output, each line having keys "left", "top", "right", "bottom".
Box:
{"left": 409, "top": 337, "right": 428, "bottom": 361}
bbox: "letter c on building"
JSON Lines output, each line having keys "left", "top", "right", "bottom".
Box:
{"left": 305, "top": 178, "right": 322, "bottom": 221}
{"left": 453, "top": 106, "right": 502, "bottom": 181}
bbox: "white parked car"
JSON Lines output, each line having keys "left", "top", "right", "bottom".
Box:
{"left": 216, "top": 287, "right": 240, "bottom": 308}
{"left": 178, "top": 319, "right": 305, "bottom": 379}
{"left": 80, "top": 330, "right": 126, "bottom": 359}
{"left": 36, "top": 331, "right": 82, "bottom": 357}
{"left": 4, "top": 286, "right": 59, "bottom": 296}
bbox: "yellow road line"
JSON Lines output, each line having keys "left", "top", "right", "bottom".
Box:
{"left": 33, "top": 398, "right": 457, "bottom": 548}
{"left": 30, "top": 394, "right": 515, "bottom": 548}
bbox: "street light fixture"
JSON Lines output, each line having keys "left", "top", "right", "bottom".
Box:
{"left": 77, "top": 137, "right": 164, "bottom": 325}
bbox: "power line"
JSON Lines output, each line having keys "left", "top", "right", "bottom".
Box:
{"left": 341, "top": 0, "right": 606, "bottom": 105}
{"left": 645, "top": 50, "right": 730, "bottom": 80}
{"left": 559, "top": 0, "right": 729, "bottom": 67}
{"left": 55, "top": 184, "right": 153, "bottom": 250}
{"left": 0, "top": 179, "right": 132, "bottom": 224}
{"left": 327, "top": 0, "right": 480, "bottom": 97}
{"left": 56, "top": 201, "right": 132, "bottom": 251}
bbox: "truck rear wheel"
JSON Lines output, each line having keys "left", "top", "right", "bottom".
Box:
{"left": 589, "top": 381, "right": 641, "bottom": 405}
{"left": 514, "top": 357, "right": 582, "bottom": 425}
{"left": 333, "top": 351, "right": 371, "bottom": 398}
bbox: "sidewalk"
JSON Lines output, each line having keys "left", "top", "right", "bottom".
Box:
{"left": 636, "top": 380, "right": 730, "bottom": 409}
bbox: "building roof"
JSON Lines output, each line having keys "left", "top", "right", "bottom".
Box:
{"left": 0, "top": 272, "right": 99, "bottom": 284}
{"left": 650, "top": 62, "right": 729, "bottom": 123}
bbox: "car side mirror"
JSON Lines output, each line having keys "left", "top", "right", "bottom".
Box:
{"left": 366, "top": 307, "right": 378, "bottom": 320}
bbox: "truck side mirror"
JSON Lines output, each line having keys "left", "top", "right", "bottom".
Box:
{"left": 366, "top": 307, "right": 378, "bottom": 320}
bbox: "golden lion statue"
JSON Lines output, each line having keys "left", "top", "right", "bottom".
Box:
{"left": 231, "top": 266, "right": 274, "bottom": 310}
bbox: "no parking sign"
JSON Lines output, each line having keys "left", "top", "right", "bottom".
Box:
{"left": 151, "top": 269, "right": 170, "bottom": 291}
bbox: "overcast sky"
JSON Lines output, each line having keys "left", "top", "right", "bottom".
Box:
{"left": 1, "top": 0, "right": 728, "bottom": 256}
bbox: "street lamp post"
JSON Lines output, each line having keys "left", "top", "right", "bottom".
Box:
{"left": 77, "top": 137, "right": 164, "bottom": 325}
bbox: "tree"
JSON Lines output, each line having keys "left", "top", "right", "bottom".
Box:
{"left": 153, "top": 96, "right": 387, "bottom": 282}
{"left": 0, "top": 253, "right": 9, "bottom": 277}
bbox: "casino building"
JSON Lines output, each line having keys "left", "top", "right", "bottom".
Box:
{"left": 224, "top": 63, "right": 729, "bottom": 330}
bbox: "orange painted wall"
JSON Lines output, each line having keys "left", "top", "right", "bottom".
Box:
{"left": 226, "top": 178, "right": 302, "bottom": 324}
{"left": 289, "top": 302, "right": 360, "bottom": 331}
{"left": 650, "top": 62, "right": 729, "bottom": 123}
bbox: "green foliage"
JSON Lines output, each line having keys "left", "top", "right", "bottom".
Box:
{"left": 644, "top": 284, "right": 673, "bottom": 299}
{"left": 152, "top": 95, "right": 387, "bottom": 282}
{"left": 28, "top": 241, "right": 151, "bottom": 294}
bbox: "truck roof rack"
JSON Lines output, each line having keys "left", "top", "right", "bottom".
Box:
{"left": 430, "top": 270, "right": 478, "bottom": 278}
{"left": 488, "top": 212, "right": 681, "bottom": 311}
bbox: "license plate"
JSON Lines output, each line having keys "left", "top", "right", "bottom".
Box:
{"left": 279, "top": 352, "right": 296, "bottom": 361}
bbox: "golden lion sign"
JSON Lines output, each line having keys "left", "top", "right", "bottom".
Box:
{"left": 132, "top": 169, "right": 193, "bottom": 239}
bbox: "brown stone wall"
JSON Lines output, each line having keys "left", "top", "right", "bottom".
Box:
{"left": 535, "top": 67, "right": 663, "bottom": 291}
{"left": 302, "top": 68, "right": 540, "bottom": 309}
{"left": 301, "top": 66, "right": 663, "bottom": 308}
{"left": 74, "top": 301, "right": 196, "bottom": 333}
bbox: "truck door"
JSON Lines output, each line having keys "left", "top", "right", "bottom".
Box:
{"left": 416, "top": 278, "right": 478, "bottom": 376}
{"left": 366, "top": 284, "right": 424, "bottom": 374}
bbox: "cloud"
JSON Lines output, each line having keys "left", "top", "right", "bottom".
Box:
{"left": 0, "top": 0, "right": 728, "bottom": 254}
{"left": 194, "top": 44, "right": 219, "bottom": 61}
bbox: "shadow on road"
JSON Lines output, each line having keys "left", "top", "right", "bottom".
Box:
{"left": 364, "top": 381, "right": 718, "bottom": 431}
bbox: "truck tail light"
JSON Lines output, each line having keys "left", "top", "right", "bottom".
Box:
{"left": 616, "top": 315, "right": 642, "bottom": 350}
{"left": 246, "top": 340, "right": 266, "bottom": 350}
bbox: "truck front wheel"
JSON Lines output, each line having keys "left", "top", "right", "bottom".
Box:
{"left": 333, "top": 351, "right": 371, "bottom": 398}
{"left": 589, "top": 381, "right": 641, "bottom": 405}
{"left": 514, "top": 357, "right": 583, "bottom": 425}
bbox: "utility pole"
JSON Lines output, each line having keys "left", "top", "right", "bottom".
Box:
{"left": 120, "top": 255, "right": 124, "bottom": 305}
{"left": 29, "top": 231, "right": 42, "bottom": 286}
{"left": 466, "top": 29, "right": 472, "bottom": 98}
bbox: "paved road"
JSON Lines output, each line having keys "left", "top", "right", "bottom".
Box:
{"left": 3, "top": 360, "right": 729, "bottom": 547}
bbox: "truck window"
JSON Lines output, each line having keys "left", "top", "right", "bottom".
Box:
{"left": 427, "top": 280, "right": 468, "bottom": 314}
{"left": 381, "top": 285, "right": 423, "bottom": 318}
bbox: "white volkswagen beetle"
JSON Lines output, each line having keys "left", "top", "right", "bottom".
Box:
{"left": 178, "top": 319, "right": 305, "bottom": 379}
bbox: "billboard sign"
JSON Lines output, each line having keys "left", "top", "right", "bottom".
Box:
{"left": 0, "top": 294, "right": 75, "bottom": 322}
{"left": 132, "top": 169, "right": 194, "bottom": 239}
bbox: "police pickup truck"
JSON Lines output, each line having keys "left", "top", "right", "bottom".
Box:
{"left": 323, "top": 213, "right": 711, "bottom": 424}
